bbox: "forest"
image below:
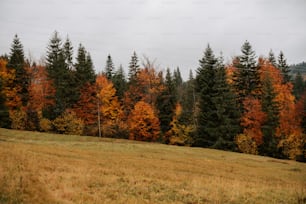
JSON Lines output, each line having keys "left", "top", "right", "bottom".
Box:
{"left": 0, "top": 32, "right": 305, "bottom": 161}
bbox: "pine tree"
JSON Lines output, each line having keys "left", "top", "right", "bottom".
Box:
{"left": 113, "top": 64, "right": 127, "bottom": 100}
{"left": 75, "top": 44, "right": 96, "bottom": 86}
{"left": 63, "top": 37, "right": 73, "bottom": 70}
{"left": 233, "top": 41, "right": 260, "bottom": 111}
{"left": 156, "top": 68, "right": 177, "bottom": 137}
{"left": 7, "top": 34, "right": 30, "bottom": 107}
{"left": 173, "top": 67, "right": 183, "bottom": 87}
{"left": 44, "top": 31, "right": 74, "bottom": 120}
{"left": 105, "top": 54, "right": 114, "bottom": 80}
{"left": 194, "top": 45, "right": 218, "bottom": 147}
{"left": 260, "top": 73, "right": 280, "bottom": 157}
{"left": 278, "top": 51, "right": 291, "bottom": 84}
{"left": 128, "top": 51, "right": 140, "bottom": 84}
{"left": 293, "top": 72, "right": 304, "bottom": 99}
{"left": 212, "top": 57, "right": 240, "bottom": 150}
{"left": 0, "top": 78, "right": 11, "bottom": 128}
{"left": 268, "top": 49, "right": 277, "bottom": 67}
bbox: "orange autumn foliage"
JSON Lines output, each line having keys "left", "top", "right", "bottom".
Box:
{"left": 128, "top": 101, "right": 160, "bottom": 141}
{"left": 258, "top": 58, "right": 301, "bottom": 138}
{"left": 0, "top": 59, "right": 21, "bottom": 110}
{"left": 241, "top": 97, "right": 266, "bottom": 145}
{"left": 27, "top": 65, "right": 55, "bottom": 112}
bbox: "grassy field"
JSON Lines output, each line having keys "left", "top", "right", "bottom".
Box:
{"left": 0, "top": 128, "right": 305, "bottom": 204}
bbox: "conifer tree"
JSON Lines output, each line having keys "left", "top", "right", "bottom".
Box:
{"left": 293, "top": 72, "right": 304, "bottom": 99}
{"left": 105, "top": 54, "right": 114, "bottom": 80}
{"left": 128, "top": 51, "right": 140, "bottom": 84}
{"left": 0, "top": 79, "right": 11, "bottom": 128}
{"left": 156, "top": 68, "right": 177, "bottom": 136}
{"left": 44, "top": 31, "right": 74, "bottom": 119}
{"left": 63, "top": 37, "right": 73, "bottom": 70}
{"left": 260, "top": 73, "right": 280, "bottom": 157}
{"left": 268, "top": 49, "right": 277, "bottom": 67}
{"left": 194, "top": 45, "right": 218, "bottom": 147}
{"left": 173, "top": 67, "right": 183, "bottom": 87}
{"left": 233, "top": 41, "right": 260, "bottom": 111}
{"left": 113, "top": 64, "right": 127, "bottom": 100}
{"left": 277, "top": 51, "right": 291, "bottom": 84}
{"left": 7, "top": 34, "right": 29, "bottom": 107}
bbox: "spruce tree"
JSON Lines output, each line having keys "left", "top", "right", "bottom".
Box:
{"left": 113, "top": 64, "right": 127, "bottom": 100}
{"left": 233, "top": 41, "right": 260, "bottom": 110}
{"left": 268, "top": 49, "right": 277, "bottom": 67}
{"left": 194, "top": 45, "right": 218, "bottom": 147}
{"left": 128, "top": 51, "right": 140, "bottom": 84}
{"left": 0, "top": 79, "right": 11, "bottom": 128}
{"left": 212, "top": 56, "right": 241, "bottom": 150}
{"left": 44, "top": 31, "right": 74, "bottom": 119}
{"left": 75, "top": 44, "right": 96, "bottom": 86}
{"left": 105, "top": 54, "right": 114, "bottom": 80}
{"left": 7, "top": 34, "right": 29, "bottom": 107}
{"left": 63, "top": 37, "right": 73, "bottom": 70}
{"left": 173, "top": 67, "right": 183, "bottom": 87}
{"left": 277, "top": 51, "right": 291, "bottom": 84}
{"left": 293, "top": 72, "right": 304, "bottom": 99}
{"left": 156, "top": 68, "right": 177, "bottom": 136}
{"left": 260, "top": 74, "right": 280, "bottom": 157}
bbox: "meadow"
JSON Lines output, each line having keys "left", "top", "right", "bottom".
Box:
{"left": 0, "top": 128, "right": 305, "bottom": 203}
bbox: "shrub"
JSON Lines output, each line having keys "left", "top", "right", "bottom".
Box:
{"left": 235, "top": 134, "right": 258, "bottom": 155}
{"left": 52, "top": 110, "right": 84, "bottom": 135}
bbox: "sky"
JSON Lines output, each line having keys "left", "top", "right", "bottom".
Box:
{"left": 0, "top": 0, "right": 305, "bottom": 79}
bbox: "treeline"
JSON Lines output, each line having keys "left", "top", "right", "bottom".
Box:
{"left": 0, "top": 32, "right": 305, "bottom": 161}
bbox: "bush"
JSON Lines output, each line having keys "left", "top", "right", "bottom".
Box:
{"left": 52, "top": 110, "right": 84, "bottom": 135}
{"left": 10, "top": 110, "right": 27, "bottom": 130}
{"left": 39, "top": 118, "right": 52, "bottom": 132}
{"left": 235, "top": 134, "right": 258, "bottom": 155}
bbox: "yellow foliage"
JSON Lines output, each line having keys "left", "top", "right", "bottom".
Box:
{"left": 235, "top": 134, "right": 258, "bottom": 155}
{"left": 10, "top": 109, "right": 27, "bottom": 130}
{"left": 39, "top": 118, "right": 53, "bottom": 132}
{"left": 167, "top": 104, "right": 194, "bottom": 146}
{"left": 278, "top": 134, "right": 305, "bottom": 160}
{"left": 53, "top": 111, "right": 84, "bottom": 135}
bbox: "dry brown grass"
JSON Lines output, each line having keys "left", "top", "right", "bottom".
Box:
{"left": 0, "top": 128, "right": 305, "bottom": 203}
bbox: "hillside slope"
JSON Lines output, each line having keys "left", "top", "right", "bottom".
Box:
{"left": 0, "top": 128, "right": 305, "bottom": 204}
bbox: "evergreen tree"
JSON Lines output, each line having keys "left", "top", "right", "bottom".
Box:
{"left": 277, "top": 51, "right": 291, "bottom": 84}
{"left": 268, "top": 49, "right": 277, "bottom": 67}
{"left": 156, "top": 68, "right": 177, "bottom": 137}
{"left": 260, "top": 74, "right": 280, "bottom": 157}
{"left": 173, "top": 67, "right": 183, "bottom": 87}
{"left": 233, "top": 41, "right": 260, "bottom": 110}
{"left": 212, "top": 56, "right": 241, "bottom": 150}
{"left": 75, "top": 44, "right": 96, "bottom": 86}
{"left": 63, "top": 37, "right": 73, "bottom": 70}
{"left": 7, "top": 34, "right": 30, "bottom": 107}
{"left": 293, "top": 72, "right": 305, "bottom": 99}
{"left": 44, "top": 31, "right": 74, "bottom": 120}
{"left": 194, "top": 45, "right": 218, "bottom": 147}
{"left": 128, "top": 51, "right": 140, "bottom": 84}
{"left": 113, "top": 64, "right": 127, "bottom": 100}
{"left": 0, "top": 79, "right": 11, "bottom": 128}
{"left": 105, "top": 54, "right": 114, "bottom": 80}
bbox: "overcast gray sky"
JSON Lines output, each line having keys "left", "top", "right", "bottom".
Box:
{"left": 0, "top": 0, "right": 305, "bottom": 79}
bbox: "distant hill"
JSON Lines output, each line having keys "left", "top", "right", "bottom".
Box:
{"left": 290, "top": 61, "right": 306, "bottom": 76}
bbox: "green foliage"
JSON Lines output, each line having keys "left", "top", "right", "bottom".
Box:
{"left": 113, "top": 64, "right": 127, "bottom": 100}
{"left": 156, "top": 68, "right": 177, "bottom": 134}
{"left": 260, "top": 73, "right": 280, "bottom": 157}
{"left": 105, "top": 54, "right": 114, "bottom": 81}
{"left": 233, "top": 41, "right": 260, "bottom": 109}
{"left": 52, "top": 110, "right": 84, "bottom": 135}
{"left": 194, "top": 45, "right": 240, "bottom": 150}
{"left": 128, "top": 51, "right": 140, "bottom": 84}
{"left": 277, "top": 51, "right": 291, "bottom": 84}
{"left": 0, "top": 79, "right": 11, "bottom": 128}
{"left": 293, "top": 72, "right": 304, "bottom": 99}
{"left": 7, "top": 34, "right": 30, "bottom": 107}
